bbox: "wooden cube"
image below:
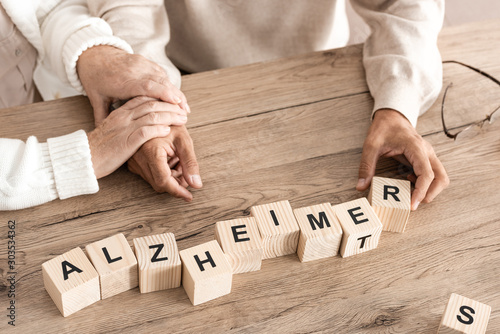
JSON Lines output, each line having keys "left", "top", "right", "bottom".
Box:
{"left": 179, "top": 240, "right": 233, "bottom": 306}
{"left": 437, "top": 293, "right": 491, "bottom": 334}
{"left": 250, "top": 200, "right": 300, "bottom": 259}
{"left": 85, "top": 233, "right": 138, "bottom": 299}
{"left": 42, "top": 247, "right": 100, "bottom": 317}
{"left": 368, "top": 176, "right": 411, "bottom": 233}
{"left": 293, "top": 203, "right": 343, "bottom": 262}
{"left": 332, "top": 198, "right": 383, "bottom": 258}
{"left": 133, "top": 233, "right": 181, "bottom": 293}
{"left": 215, "top": 217, "right": 264, "bottom": 273}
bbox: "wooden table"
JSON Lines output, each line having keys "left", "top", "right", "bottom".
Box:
{"left": 1, "top": 19, "right": 500, "bottom": 333}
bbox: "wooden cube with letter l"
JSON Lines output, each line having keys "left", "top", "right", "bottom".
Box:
{"left": 42, "top": 247, "right": 100, "bottom": 317}
{"left": 250, "top": 200, "right": 300, "bottom": 259}
{"left": 437, "top": 293, "right": 491, "bottom": 334}
{"left": 215, "top": 217, "right": 264, "bottom": 273}
{"left": 133, "top": 233, "right": 181, "bottom": 293}
{"left": 180, "top": 240, "right": 233, "bottom": 305}
{"left": 368, "top": 176, "right": 411, "bottom": 233}
{"left": 293, "top": 203, "right": 343, "bottom": 262}
{"left": 85, "top": 233, "right": 138, "bottom": 299}
{"left": 332, "top": 198, "right": 383, "bottom": 258}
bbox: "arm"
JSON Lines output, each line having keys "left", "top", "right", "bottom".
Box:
{"left": 351, "top": 0, "right": 449, "bottom": 209}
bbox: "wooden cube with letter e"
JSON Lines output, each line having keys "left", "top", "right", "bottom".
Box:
{"left": 215, "top": 217, "right": 264, "bottom": 273}
{"left": 332, "top": 198, "right": 383, "bottom": 258}
{"left": 368, "top": 176, "right": 411, "bottom": 233}
{"left": 85, "top": 233, "right": 138, "bottom": 299}
{"left": 293, "top": 203, "right": 343, "bottom": 262}
{"left": 133, "top": 233, "right": 181, "bottom": 293}
{"left": 437, "top": 293, "right": 491, "bottom": 334}
{"left": 250, "top": 200, "right": 300, "bottom": 259}
{"left": 42, "top": 247, "right": 100, "bottom": 317}
{"left": 180, "top": 240, "right": 233, "bottom": 305}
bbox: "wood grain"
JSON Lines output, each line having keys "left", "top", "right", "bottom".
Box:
{"left": 1, "top": 19, "right": 500, "bottom": 333}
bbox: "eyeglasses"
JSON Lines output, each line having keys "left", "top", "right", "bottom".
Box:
{"left": 441, "top": 60, "right": 500, "bottom": 141}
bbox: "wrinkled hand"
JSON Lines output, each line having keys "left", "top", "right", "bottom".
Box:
{"left": 77, "top": 45, "right": 189, "bottom": 126}
{"left": 356, "top": 109, "right": 449, "bottom": 210}
{"left": 88, "top": 97, "right": 187, "bottom": 179}
{"left": 127, "top": 125, "right": 202, "bottom": 201}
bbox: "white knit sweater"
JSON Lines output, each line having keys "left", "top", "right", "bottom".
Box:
{"left": 0, "top": 0, "right": 134, "bottom": 210}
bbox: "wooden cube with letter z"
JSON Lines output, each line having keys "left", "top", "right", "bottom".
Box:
{"left": 133, "top": 233, "right": 181, "bottom": 293}
{"left": 437, "top": 293, "right": 491, "bottom": 334}
{"left": 368, "top": 176, "right": 411, "bottom": 233}
{"left": 332, "top": 198, "right": 383, "bottom": 258}
{"left": 85, "top": 233, "right": 138, "bottom": 299}
{"left": 215, "top": 217, "right": 264, "bottom": 273}
{"left": 293, "top": 203, "right": 343, "bottom": 262}
{"left": 42, "top": 247, "right": 100, "bottom": 317}
{"left": 250, "top": 200, "right": 300, "bottom": 259}
{"left": 180, "top": 240, "right": 233, "bottom": 305}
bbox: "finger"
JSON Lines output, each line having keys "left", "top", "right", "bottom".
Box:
{"left": 127, "top": 157, "right": 155, "bottom": 187}
{"left": 357, "top": 140, "right": 380, "bottom": 191}
{"left": 122, "top": 96, "right": 156, "bottom": 110}
{"left": 174, "top": 165, "right": 189, "bottom": 188}
{"left": 407, "top": 147, "right": 434, "bottom": 211}
{"left": 135, "top": 78, "right": 185, "bottom": 107}
{"left": 133, "top": 100, "right": 187, "bottom": 120}
{"left": 168, "top": 156, "right": 180, "bottom": 169}
{"left": 128, "top": 125, "right": 171, "bottom": 150}
{"left": 175, "top": 130, "right": 203, "bottom": 189}
{"left": 422, "top": 153, "right": 449, "bottom": 204}
{"left": 90, "top": 97, "right": 110, "bottom": 127}
{"left": 135, "top": 111, "right": 187, "bottom": 128}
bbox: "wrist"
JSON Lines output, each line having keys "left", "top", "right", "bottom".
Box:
{"left": 373, "top": 108, "right": 412, "bottom": 127}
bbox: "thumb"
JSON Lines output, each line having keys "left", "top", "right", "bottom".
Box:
{"left": 357, "top": 142, "right": 379, "bottom": 191}
{"left": 175, "top": 130, "right": 202, "bottom": 189}
{"left": 89, "top": 95, "right": 110, "bottom": 127}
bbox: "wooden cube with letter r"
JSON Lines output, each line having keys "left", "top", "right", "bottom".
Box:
{"left": 437, "top": 293, "right": 491, "bottom": 333}
{"left": 368, "top": 176, "right": 411, "bottom": 233}
{"left": 332, "top": 198, "right": 382, "bottom": 258}
{"left": 42, "top": 247, "right": 100, "bottom": 317}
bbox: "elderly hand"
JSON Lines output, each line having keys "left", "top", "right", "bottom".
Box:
{"left": 77, "top": 45, "right": 189, "bottom": 126}
{"left": 88, "top": 96, "right": 188, "bottom": 179}
{"left": 127, "top": 125, "right": 202, "bottom": 202}
{"left": 356, "top": 108, "right": 449, "bottom": 210}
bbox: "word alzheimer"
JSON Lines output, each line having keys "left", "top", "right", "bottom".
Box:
{"left": 42, "top": 177, "right": 411, "bottom": 317}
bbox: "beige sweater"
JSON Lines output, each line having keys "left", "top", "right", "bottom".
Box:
{"left": 89, "top": 0, "right": 444, "bottom": 127}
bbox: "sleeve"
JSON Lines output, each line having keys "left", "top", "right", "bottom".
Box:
{"left": 350, "top": 0, "right": 445, "bottom": 127}
{"left": 86, "top": 0, "right": 181, "bottom": 88}
{"left": 37, "top": 0, "right": 134, "bottom": 94}
{"left": 0, "top": 130, "right": 99, "bottom": 211}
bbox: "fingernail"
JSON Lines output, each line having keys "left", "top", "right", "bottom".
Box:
{"left": 179, "top": 115, "right": 188, "bottom": 122}
{"left": 186, "top": 103, "right": 191, "bottom": 114}
{"left": 175, "top": 96, "right": 182, "bottom": 104}
{"left": 191, "top": 174, "right": 203, "bottom": 187}
{"left": 356, "top": 178, "right": 366, "bottom": 190}
{"left": 412, "top": 201, "right": 420, "bottom": 211}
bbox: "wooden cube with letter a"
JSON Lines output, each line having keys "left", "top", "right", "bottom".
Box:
{"left": 85, "top": 233, "right": 138, "bottom": 299}
{"left": 368, "top": 176, "right": 411, "bottom": 233}
{"left": 215, "top": 217, "right": 264, "bottom": 273}
{"left": 293, "top": 203, "right": 343, "bottom": 262}
{"left": 42, "top": 247, "right": 100, "bottom": 317}
{"left": 180, "top": 240, "right": 233, "bottom": 305}
{"left": 133, "top": 233, "right": 181, "bottom": 293}
{"left": 250, "top": 200, "right": 300, "bottom": 259}
{"left": 332, "top": 198, "right": 383, "bottom": 258}
{"left": 437, "top": 293, "right": 491, "bottom": 334}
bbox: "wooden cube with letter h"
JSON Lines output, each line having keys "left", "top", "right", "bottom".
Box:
{"left": 368, "top": 176, "right": 411, "bottom": 233}
{"left": 215, "top": 217, "right": 264, "bottom": 273}
{"left": 42, "top": 247, "right": 100, "bottom": 317}
{"left": 332, "top": 198, "right": 383, "bottom": 258}
{"left": 437, "top": 293, "right": 491, "bottom": 334}
{"left": 250, "top": 200, "right": 300, "bottom": 259}
{"left": 180, "top": 240, "right": 233, "bottom": 305}
{"left": 293, "top": 203, "right": 343, "bottom": 262}
{"left": 85, "top": 233, "right": 138, "bottom": 299}
{"left": 133, "top": 233, "right": 181, "bottom": 293}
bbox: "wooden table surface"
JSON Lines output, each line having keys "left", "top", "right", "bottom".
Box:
{"left": 1, "top": 19, "right": 500, "bottom": 333}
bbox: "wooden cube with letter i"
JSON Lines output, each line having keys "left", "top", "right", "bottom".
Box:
{"left": 85, "top": 233, "right": 138, "bottom": 299}
{"left": 368, "top": 176, "right": 411, "bottom": 233}
{"left": 133, "top": 233, "right": 181, "bottom": 293}
{"left": 293, "top": 203, "right": 343, "bottom": 262}
{"left": 42, "top": 247, "right": 100, "bottom": 317}
{"left": 180, "top": 240, "right": 233, "bottom": 305}
{"left": 437, "top": 293, "right": 491, "bottom": 334}
{"left": 250, "top": 200, "right": 300, "bottom": 259}
{"left": 332, "top": 198, "right": 383, "bottom": 258}
{"left": 215, "top": 217, "right": 264, "bottom": 274}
